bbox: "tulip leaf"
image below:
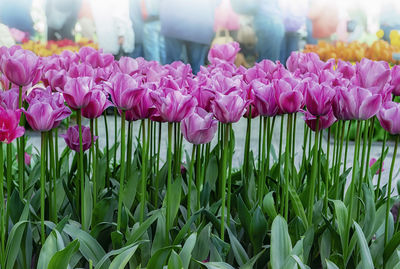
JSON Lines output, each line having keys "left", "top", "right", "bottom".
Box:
{"left": 354, "top": 221, "right": 374, "bottom": 269}
{"left": 48, "top": 239, "right": 80, "bottom": 269}
{"left": 5, "top": 221, "right": 28, "bottom": 269}
{"left": 179, "top": 233, "right": 197, "bottom": 269}
{"left": 168, "top": 250, "right": 183, "bottom": 269}
{"left": 227, "top": 227, "right": 249, "bottom": 266}
{"left": 270, "top": 215, "right": 292, "bottom": 269}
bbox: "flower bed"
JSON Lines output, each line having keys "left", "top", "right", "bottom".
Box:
{"left": 21, "top": 38, "right": 98, "bottom": 57}
{"left": 0, "top": 43, "right": 400, "bottom": 268}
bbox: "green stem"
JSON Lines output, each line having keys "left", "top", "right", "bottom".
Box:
{"left": 243, "top": 108, "right": 252, "bottom": 177}
{"left": 227, "top": 124, "right": 233, "bottom": 226}
{"left": 196, "top": 145, "right": 202, "bottom": 211}
{"left": 18, "top": 86, "right": 24, "bottom": 198}
{"left": 335, "top": 121, "right": 346, "bottom": 199}
{"left": 278, "top": 116, "right": 284, "bottom": 215}
{"left": 307, "top": 117, "right": 320, "bottom": 224}
{"left": 258, "top": 117, "right": 262, "bottom": 180}
{"left": 103, "top": 112, "right": 110, "bottom": 189}
{"left": 266, "top": 117, "right": 275, "bottom": 176}
{"left": 166, "top": 122, "right": 173, "bottom": 241}
{"left": 40, "top": 132, "right": 47, "bottom": 245}
{"left": 187, "top": 144, "right": 196, "bottom": 220}
{"left": 385, "top": 136, "right": 399, "bottom": 245}
{"left": 117, "top": 111, "right": 126, "bottom": 232}
{"left": 77, "top": 110, "right": 86, "bottom": 230}
{"left": 140, "top": 119, "right": 148, "bottom": 223}
{"left": 113, "top": 108, "right": 118, "bottom": 175}
{"left": 90, "top": 119, "right": 97, "bottom": 208}
{"left": 259, "top": 117, "right": 267, "bottom": 205}
{"left": 292, "top": 114, "right": 297, "bottom": 187}
{"left": 220, "top": 124, "right": 230, "bottom": 240}
{"left": 126, "top": 121, "right": 132, "bottom": 182}
{"left": 0, "top": 142, "right": 5, "bottom": 269}
{"left": 48, "top": 130, "right": 57, "bottom": 223}
{"left": 376, "top": 132, "right": 388, "bottom": 201}
{"left": 284, "top": 114, "right": 292, "bottom": 220}
{"left": 55, "top": 128, "right": 59, "bottom": 178}
{"left": 6, "top": 143, "right": 11, "bottom": 227}
{"left": 364, "top": 118, "right": 375, "bottom": 183}
{"left": 356, "top": 121, "right": 369, "bottom": 220}
{"left": 154, "top": 122, "right": 162, "bottom": 207}
{"left": 343, "top": 121, "right": 352, "bottom": 173}
{"left": 324, "top": 128, "right": 331, "bottom": 213}
{"left": 345, "top": 120, "right": 362, "bottom": 257}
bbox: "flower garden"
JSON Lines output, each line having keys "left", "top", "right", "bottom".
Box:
{"left": 1, "top": 41, "right": 400, "bottom": 268}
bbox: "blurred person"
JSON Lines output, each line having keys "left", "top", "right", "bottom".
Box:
{"left": 279, "top": 0, "right": 306, "bottom": 65}
{"left": 129, "top": 0, "right": 145, "bottom": 58}
{"left": 160, "top": 0, "right": 216, "bottom": 73}
{"left": 46, "top": 0, "right": 82, "bottom": 41}
{"left": 0, "top": 22, "right": 16, "bottom": 47}
{"left": 78, "top": 0, "right": 96, "bottom": 40}
{"left": 91, "top": 0, "right": 134, "bottom": 57}
{"left": 0, "top": 0, "right": 35, "bottom": 38}
{"left": 307, "top": 0, "right": 339, "bottom": 41}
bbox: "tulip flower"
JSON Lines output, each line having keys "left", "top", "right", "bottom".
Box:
{"left": 354, "top": 58, "right": 390, "bottom": 92}
{"left": 208, "top": 42, "right": 240, "bottom": 65}
{"left": 0, "top": 107, "right": 25, "bottom": 143}
{"left": 211, "top": 90, "right": 249, "bottom": 123}
{"left": 252, "top": 81, "right": 279, "bottom": 117}
{"left": 61, "top": 77, "right": 94, "bottom": 110}
{"left": 43, "top": 69, "right": 67, "bottom": 91}
{"left": 274, "top": 79, "right": 304, "bottom": 114}
{"left": 82, "top": 90, "right": 113, "bottom": 119}
{"left": 107, "top": 73, "right": 146, "bottom": 111}
{"left": 61, "top": 125, "right": 98, "bottom": 152}
{"left": 0, "top": 88, "right": 21, "bottom": 110}
{"left": 68, "top": 63, "right": 95, "bottom": 78}
{"left": 151, "top": 89, "right": 197, "bottom": 122}
{"left": 303, "top": 109, "right": 337, "bottom": 131}
{"left": 24, "top": 98, "right": 71, "bottom": 132}
{"left": 305, "top": 82, "right": 335, "bottom": 116}
{"left": 390, "top": 65, "right": 400, "bottom": 96}
{"left": 181, "top": 107, "right": 218, "bottom": 144}
{"left": 332, "top": 86, "right": 382, "bottom": 121}
{"left": 124, "top": 89, "right": 156, "bottom": 121}
{"left": 377, "top": 101, "right": 400, "bottom": 135}
{"left": 0, "top": 46, "right": 41, "bottom": 86}
{"left": 118, "top": 56, "right": 140, "bottom": 76}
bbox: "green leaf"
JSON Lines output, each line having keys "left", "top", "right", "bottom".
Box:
{"left": 270, "top": 215, "right": 292, "bottom": 269}
{"left": 84, "top": 179, "right": 93, "bottom": 231}
{"left": 168, "top": 250, "right": 183, "bottom": 269}
{"left": 37, "top": 229, "right": 65, "bottom": 269}
{"left": 168, "top": 176, "right": 182, "bottom": 228}
{"left": 109, "top": 244, "right": 140, "bottom": 269}
{"left": 362, "top": 184, "right": 375, "bottom": 241}
{"left": 239, "top": 249, "right": 266, "bottom": 269}
{"left": 237, "top": 195, "right": 251, "bottom": 236}
{"left": 147, "top": 245, "right": 180, "bottom": 268}
{"left": 5, "top": 221, "right": 28, "bottom": 269}
{"left": 95, "top": 242, "right": 144, "bottom": 269}
{"left": 290, "top": 255, "right": 310, "bottom": 269}
{"left": 333, "top": 200, "right": 348, "bottom": 251}
{"left": 354, "top": 221, "right": 374, "bottom": 269}
{"left": 227, "top": 227, "right": 249, "bottom": 266}
{"left": 384, "top": 231, "right": 400, "bottom": 261}
{"left": 179, "top": 233, "right": 197, "bottom": 269}
{"left": 206, "top": 155, "right": 218, "bottom": 192}
{"left": 195, "top": 261, "right": 235, "bottom": 269}
{"left": 63, "top": 223, "right": 108, "bottom": 267}
{"left": 127, "top": 210, "right": 161, "bottom": 244}
{"left": 288, "top": 183, "right": 308, "bottom": 228}
{"left": 249, "top": 207, "right": 268, "bottom": 252}
{"left": 262, "top": 192, "right": 277, "bottom": 219}
{"left": 326, "top": 259, "right": 340, "bottom": 269}
{"left": 48, "top": 239, "right": 80, "bottom": 269}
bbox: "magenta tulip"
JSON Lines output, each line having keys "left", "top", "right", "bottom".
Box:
{"left": 25, "top": 98, "right": 71, "bottom": 132}
{"left": 274, "top": 79, "right": 304, "bottom": 114}
{"left": 252, "top": 80, "right": 279, "bottom": 117}
{"left": 305, "top": 82, "right": 335, "bottom": 116}
{"left": 0, "top": 107, "right": 25, "bottom": 143}
{"left": 118, "top": 56, "right": 140, "bottom": 76}
{"left": 354, "top": 58, "right": 390, "bottom": 92}
{"left": 0, "top": 88, "right": 21, "bottom": 110}
{"left": 211, "top": 90, "right": 249, "bottom": 123}
{"left": 151, "top": 89, "right": 197, "bottom": 122}
{"left": 123, "top": 89, "right": 156, "bottom": 121}
{"left": 208, "top": 42, "right": 240, "bottom": 65}
{"left": 61, "top": 125, "right": 98, "bottom": 152}
{"left": 390, "top": 65, "right": 400, "bottom": 96}
{"left": 82, "top": 90, "right": 113, "bottom": 119}
{"left": 336, "top": 60, "right": 355, "bottom": 80}
{"left": 303, "top": 109, "right": 337, "bottom": 131}
{"left": 68, "top": 63, "right": 95, "bottom": 78}
{"left": 107, "top": 73, "right": 146, "bottom": 111}
{"left": 181, "top": 107, "right": 218, "bottom": 144}
{"left": 332, "top": 86, "right": 382, "bottom": 120}
{"left": 377, "top": 101, "right": 400, "bottom": 135}
{"left": 61, "top": 77, "right": 94, "bottom": 110}
{"left": 0, "top": 47, "right": 41, "bottom": 86}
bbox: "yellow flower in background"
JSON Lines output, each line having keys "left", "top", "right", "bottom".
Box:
{"left": 20, "top": 39, "right": 98, "bottom": 57}
{"left": 376, "top": 29, "right": 384, "bottom": 39}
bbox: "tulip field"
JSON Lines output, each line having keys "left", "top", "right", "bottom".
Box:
{"left": 1, "top": 42, "right": 400, "bottom": 268}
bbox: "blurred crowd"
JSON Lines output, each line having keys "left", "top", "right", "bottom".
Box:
{"left": 0, "top": 0, "right": 400, "bottom": 72}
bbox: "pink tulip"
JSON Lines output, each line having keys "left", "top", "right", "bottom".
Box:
{"left": 305, "top": 82, "right": 335, "bottom": 116}
{"left": 79, "top": 47, "right": 114, "bottom": 68}
{"left": 181, "top": 107, "right": 218, "bottom": 144}
{"left": 107, "top": 73, "right": 146, "bottom": 111}
{"left": 390, "top": 65, "right": 400, "bottom": 96}
{"left": 25, "top": 98, "right": 71, "bottom": 132}
{"left": 369, "top": 158, "right": 384, "bottom": 175}
{"left": 61, "top": 125, "right": 98, "bottom": 152}
{"left": 252, "top": 80, "right": 279, "bottom": 117}
{"left": 118, "top": 56, "right": 140, "bottom": 76}
{"left": 354, "top": 58, "right": 390, "bottom": 92}
{"left": 0, "top": 46, "right": 41, "bottom": 86}
{"left": 151, "top": 89, "right": 197, "bottom": 122}
{"left": 0, "top": 107, "right": 25, "bottom": 143}
{"left": 0, "top": 88, "right": 21, "bottom": 110}
{"left": 274, "top": 79, "right": 304, "bottom": 114}
{"left": 303, "top": 109, "right": 337, "bottom": 131}
{"left": 67, "top": 63, "right": 95, "bottom": 78}
{"left": 336, "top": 60, "right": 355, "bottom": 80}
{"left": 61, "top": 77, "right": 94, "bottom": 110}
{"left": 208, "top": 42, "right": 240, "bottom": 65}
{"left": 211, "top": 90, "right": 249, "bottom": 123}
{"left": 82, "top": 90, "right": 113, "bottom": 119}
{"left": 377, "top": 101, "right": 400, "bottom": 135}
{"left": 43, "top": 69, "right": 67, "bottom": 91}
{"left": 123, "top": 89, "right": 156, "bottom": 121}
{"left": 332, "top": 86, "right": 382, "bottom": 120}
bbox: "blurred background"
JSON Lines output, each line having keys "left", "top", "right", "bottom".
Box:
{"left": 1, "top": 0, "right": 400, "bottom": 71}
